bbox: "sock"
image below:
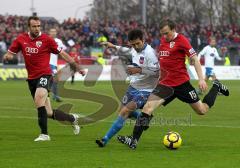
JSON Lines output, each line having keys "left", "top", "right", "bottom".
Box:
{"left": 71, "top": 75, "right": 74, "bottom": 83}
{"left": 52, "top": 109, "right": 75, "bottom": 122}
{"left": 203, "top": 86, "right": 219, "bottom": 108}
{"left": 128, "top": 110, "right": 141, "bottom": 119}
{"left": 37, "top": 106, "right": 48, "bottom": 135}
{"left": 103, "top": 116, "right": 125, "bottom": 144}
{"left": 132, "top": 112, "right": 152, "bottom": 141}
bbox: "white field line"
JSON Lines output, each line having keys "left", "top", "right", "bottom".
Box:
{"left": 1, "top": 106, "right": 240, "bottom": 129}
{"left": 0, "top": 115, "right": 240, "bottom": 129}
{"left": 0, "top": 106, "right": 35, "bottom": 111}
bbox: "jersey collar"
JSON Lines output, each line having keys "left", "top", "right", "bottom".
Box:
{"left": 28, "top": 32, "right": 42, "bottom": 40}
{"left": 142, "top": 43, "right": 147, "bottom": 50}
{"left": 133, "top": 43, "right": 147, "bottom": 53}
{"left": 171, "top": 32, "right": 178, "bottom": 41}
{"left": 139, "top": 43, "right": 147, "bottom": 54}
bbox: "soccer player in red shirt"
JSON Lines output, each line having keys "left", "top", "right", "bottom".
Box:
{"left": 3, "top": 16, "right": 84, "bottom": 141}
{"left": 118, "top": 19, "right": 229, "bottom": 149}
{"left": 69, "top": 47, "right": 80, "bottom": 84}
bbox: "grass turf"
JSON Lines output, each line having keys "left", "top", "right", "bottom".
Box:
{"left": 0, "top": 80, "right": 239, "bottom": 168}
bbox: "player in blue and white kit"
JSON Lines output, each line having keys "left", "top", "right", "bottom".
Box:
{"left": 49, "top": 28, "right": 67, "bottom": 102}
{"left": 198, "top": 37, "right": 222, "bottom": 80}
{"left": 96, "top": 29, "right": 159, "bottom": 147}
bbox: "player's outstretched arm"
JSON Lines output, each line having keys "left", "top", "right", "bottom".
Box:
{"left": 3, "top": 51, "right": 14, "bottom": 61}
{"left": 190, "top": 55, "right": 208, "bottom": 92}
{"left": 215, "top": 50, "right": 222, "bottom": 61}
{"left": 59, "top": 50, "right": 85, "bottom": 75}
{"left": 100, "top": 42, "right": 116, "bottom": 49}
{"left": 101, "top": 41, "right": 131, "bottom": 54}
{"left": 101, "top": 41, "right": 132, "bottom": 66}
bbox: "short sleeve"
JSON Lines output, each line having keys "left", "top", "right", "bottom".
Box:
{"left": 48, "top": 37, "right": 62, "bottom": 54}
{"left": 199, "top": 46, "right": 207, "bottom": 56}
{"left": 8, "top": 37, "right": 21, "bottom": 54}
{"left": 58, "top": 40, "right": 67, "bottom": 51}
{"left": 181, "top": 36, "right": 196, "bottom": 57}
{"left": 147, "top": 50, "right": 159, "bottom": 69}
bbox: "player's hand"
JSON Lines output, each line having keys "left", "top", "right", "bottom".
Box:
{"left": 3, "top": 53, "right": 13, "bottom": 60}
{"left": 100, "top": 42, "right": 115, "bottom": 48}
{"left": 69, "top": 62, "right": 84, "bottom": 76}
{"left": 74, "top": 64, "right": 85, "bottom": 76}
{"left": 127, "top": 66, "right": 142, "bottom": 75}
{"left": 198, "top": 79, "right": 208, "bottom": 92}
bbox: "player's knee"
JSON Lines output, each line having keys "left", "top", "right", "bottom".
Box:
{"left": 142, "top": 103, "right": 154, "bottom": 114}
{"left": 119, "top": 109, "right": 130, "bottom": 118}
{"left": 195, "top": 107, "right": 208, "bottom": 115}
{"left": 34, "top": 92, "right": 47, "bottom": 105}
{"left": 35, "top": 92, "right": 45, "bottom": 100}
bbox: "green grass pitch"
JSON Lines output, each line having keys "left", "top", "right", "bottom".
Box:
{"left": 0, "top": 80, "right": 239, "bottom": 168}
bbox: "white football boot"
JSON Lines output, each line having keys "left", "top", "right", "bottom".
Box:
{"left": 34, "top": 134, "right": 51, "bottom": 142}
{"left": 71, "top": 113, "right": 80, "bottom": 135}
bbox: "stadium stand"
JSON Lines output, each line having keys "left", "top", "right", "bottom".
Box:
{"left": 0, "top": 14, "right": 239, "bottom": 65}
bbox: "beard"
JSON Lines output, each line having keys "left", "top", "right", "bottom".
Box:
{"left": 135, "top": 48, "right": 143, "bottom": 53}
{"left": 30, "top": 31, "right": 39, "bottom": 38}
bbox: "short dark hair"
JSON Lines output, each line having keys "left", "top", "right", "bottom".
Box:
{"left": 159, "top": 19, "right": 176, "bottom": 30}
{"left": 128, "top": 29, "right": 144, "bottom": 41}
{"left": 27, "top": 16, "right": 40, "bottom": 27}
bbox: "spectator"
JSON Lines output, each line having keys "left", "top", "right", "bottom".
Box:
{"left": 0, "top": 14, "right": 239, "bottom": 64}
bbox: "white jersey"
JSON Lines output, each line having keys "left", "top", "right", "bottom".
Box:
{"left": 198, "top": 45, "right": 222, "bottom": 68}
{"left": 49, "top": 38, "right": 66, "bottom": 66}
{"left": 116, "top": 44, "right": 159, "bottom": 92}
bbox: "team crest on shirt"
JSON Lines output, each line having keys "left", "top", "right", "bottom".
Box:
{"left": 36, "top": 41, "right": 42, "bottom": 48}
{"left": 169, "top": 42, "right": 175, "bottom": 48}
{"left": 139, "top": 57, "right": 144, "bottom": 64}
{"left": 210, "top": 53, "right": 215, "bottom": 57}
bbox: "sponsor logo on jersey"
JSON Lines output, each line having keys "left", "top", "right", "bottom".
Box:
{"left": 170, "top": 42, "right": 175, "bottom": 48}
{"left": 210, "top": 53, "right": 215, "bottom": 57}
{"left": 158, "top": 51, "right": 170, "bottom": 57}
{"left": 139, "top": 57, "right": 144, "bottom": 64}
{"left": 25, "top": 47, "right": 39, "bottom": 54}
{"left": 36, "top": 41, "right": 42, "bottom": 48}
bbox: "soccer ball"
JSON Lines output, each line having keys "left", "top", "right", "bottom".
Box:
{"left": 163, "top": 131, "right": 182, "bottom": 149}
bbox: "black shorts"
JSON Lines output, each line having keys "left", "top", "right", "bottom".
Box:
{"left": 27, "top": 75, "right": 53, "bottom": 98}
{"left": 70, "top": 63, "right": 77, "bottom": 72}
{"left": 152, "top": 81, "right": 200, "bottom": 106}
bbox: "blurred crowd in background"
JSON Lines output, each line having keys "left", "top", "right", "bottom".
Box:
{"left": 0, "top": 14, "right": 240, "bottom": 65}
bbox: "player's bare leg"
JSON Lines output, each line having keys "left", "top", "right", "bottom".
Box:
{"left": 142, "top": 94, "right": 165, "bottom": 115}
{"left": 119, "top": 101, "right": 137, "bottom": 118}
{"left": 190, "top": 101, "right": 209, "bottom": 115}
{"left": 45, "top": 97, "right": 53, "bottom": 117}
{"left": 35, "top": 88, "right": 48, "bottom": 107}
{"left": 34, "top": 88, "right": 50, "bottom": 141}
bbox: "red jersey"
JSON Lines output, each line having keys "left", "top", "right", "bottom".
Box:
{"left": 8, "top": 32, "right": 62, "bottom": 79}
{"left": 158, "top": 33, "right": 196, "bottom": 86}
{"left": 69, "top": 51, "right": 80, "bottom": 64}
